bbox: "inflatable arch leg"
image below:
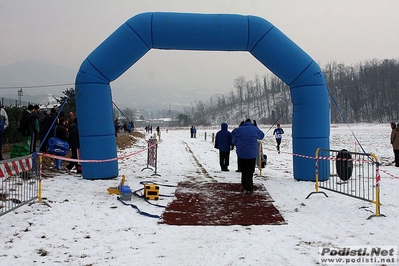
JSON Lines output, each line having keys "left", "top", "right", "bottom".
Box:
{"left": 76, "top": 12, "right": 330, "bottom": 181}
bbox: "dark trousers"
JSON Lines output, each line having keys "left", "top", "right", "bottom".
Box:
{"left": 236, "top": 155, "right": 241, "bottom": 171}
{"left": 276, "top": 138, "right": 282, "bottom": 151}
{"left": 219, "top": 151, "right": 230, "bottom": 170}
{"left": 66, "top": 148, "right": 81, "bottom": 173}
{"left": 240, "top": 158, "right": 256, "bottom": 191}
{"left": 394, "top": 149, "right": 399, "bottom": 167}
{"left": 30, "top": 131, "right": 37, "bottom": 153}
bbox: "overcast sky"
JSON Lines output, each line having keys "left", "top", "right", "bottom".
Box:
{"left": 0, "top": 0, "right": 398, "bottom": 104}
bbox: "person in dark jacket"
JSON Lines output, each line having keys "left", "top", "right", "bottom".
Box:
{"left": 390, "top": 122, "right": 396, "bottom": 164}
{"left": 66, "top": 118, "right": 81, "bottom": 174}
{"left": 190, "top": 126, "right": 194, "bottom": 138}
{"left": 31, "top": 105, "right": 41, "bottom": 152}
{"left": 54, "top": 118, "right": 68, "bottom": 171}
{"left": 214, "top": 122, "right": 233, "bottom": 171}
{"left": 38, "top": 109, "right": 48, "bottom": 152}
{"left": 390, "top": 123, "right": 399, "bottom": 167}
{"left": 231, "top": 119, "right": 265, "bottom": 195}
{"left": 19, "top": 105, "right": 38, "bottom": 153}
{"left": 40, "top": 108, "right": 57, "bottom": 152}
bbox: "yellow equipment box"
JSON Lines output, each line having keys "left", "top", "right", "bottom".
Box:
{"left": 107, "top": 175, "right": 126, "bottom": 195}
{"left": 144, "top": 184, "right": 159, "bottom": 200}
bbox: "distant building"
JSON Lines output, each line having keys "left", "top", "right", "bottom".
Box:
{"left": 134, "top": 118, "right": 179, "bottom": 127}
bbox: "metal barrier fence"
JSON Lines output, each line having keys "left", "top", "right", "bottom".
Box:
{"left": 306, "top": 148, "right": 384, "bottom": 219}
{"left": 0, "top": 155, "right": 41, "bottom": 216}
{"left": 141, "top": 138, "right": 160, "bottom": 176}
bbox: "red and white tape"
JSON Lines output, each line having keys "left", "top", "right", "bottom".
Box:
{"left": 0, "top": 157, "right": 32, "bottom": 180}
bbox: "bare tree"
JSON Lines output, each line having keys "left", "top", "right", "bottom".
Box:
{"left": 254, "top": 74, "right": 263, "bottom": 118}
{"left": 229, "top": 90, "right": 235, "bottom": 115}
{"left": 121, "top": 107, "right": 136, "bottom": 121}
{"left": 245, "top": 80, "right": 254, "bottom": 117}
{"left": 234, "top": 76, "right": 246, "bottom": 117}
{"left": 263, "top": 74, "right": 271, "bottom": 120}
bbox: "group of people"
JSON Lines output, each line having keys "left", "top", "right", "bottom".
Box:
{"left": 212, "top": 120, "right": 399, "bottom": 194}
{"left": 123, "top": 121, "right": 134, "bottom": 133}
{"left": 190, "top": 126, "right": 197, "bottom": 138}
{"left": 144, "top": 125, "right": 153, "bottom": 134}
{"left": 214, "top": 120, "right": 283, "bottom": 195}
{"left": 16, "top": 105, "right": 81, "bottom": 173}
{"left": 114, "top": 120, "right": 135, "bottom": 136}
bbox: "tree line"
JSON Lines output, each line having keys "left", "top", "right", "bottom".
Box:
{"left": 183, "top": 58, "right": 399, "bottom": 125}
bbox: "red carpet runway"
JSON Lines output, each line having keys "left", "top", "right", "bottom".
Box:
{"left": 159, "top": 182, "right": 286, "bottom": 226}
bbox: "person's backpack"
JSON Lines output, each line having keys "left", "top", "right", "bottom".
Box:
{"left": 261, "top": 154, "right": 267, "bottom": 168}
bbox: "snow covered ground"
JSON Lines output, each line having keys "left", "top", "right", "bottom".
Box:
{"left": 0, "top": 123, "right": 398, "bottom": 265}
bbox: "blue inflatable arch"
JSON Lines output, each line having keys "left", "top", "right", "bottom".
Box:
{"left": 75, "top": 12, "right": 330, "bottom": 181}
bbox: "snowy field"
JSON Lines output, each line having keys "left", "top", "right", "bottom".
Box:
{"left": 0, "top": 123, "right": 398, "bottom": 265}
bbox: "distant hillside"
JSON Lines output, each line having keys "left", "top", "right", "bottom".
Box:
{"left": 0, "top": 60, "right": 206, "bottom": 110}
{"left": 0, "top": 60, "right": 76, "bottom": 103}
{"left": 188, "top": 59, "right": 399, "bottom": 126}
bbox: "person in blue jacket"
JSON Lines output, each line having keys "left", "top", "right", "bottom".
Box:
{"left": 232, "top": 119, "right": 265, "bottom": 195}
{"left": 273, "top": 124, "right": 284, "bottom": 154}
{"left": 214, "top": 122, "right": 233, "bottom": 171}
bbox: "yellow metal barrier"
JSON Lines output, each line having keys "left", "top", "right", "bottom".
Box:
{"left": 306, "top": 148, "right": 385, "bottom": 219}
